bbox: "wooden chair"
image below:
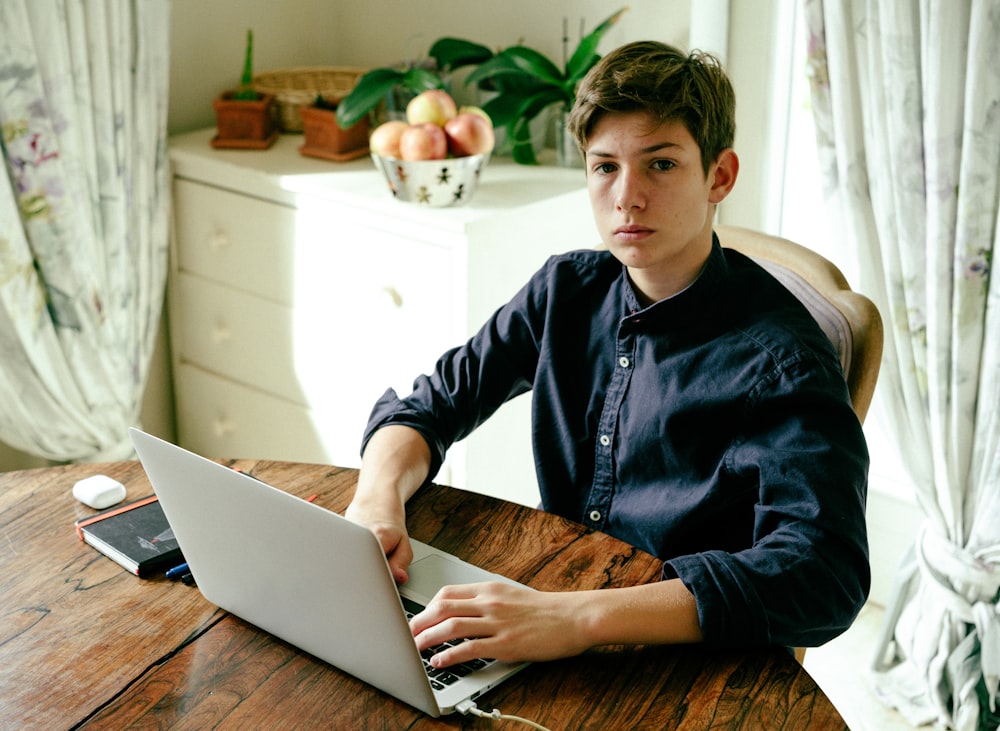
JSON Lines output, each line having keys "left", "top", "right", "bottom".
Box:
{"left": 716, "top": 224, "right": 883, "bottom": 424}
{"left": 716, "top": 224, "right": 884, "bottom": 663}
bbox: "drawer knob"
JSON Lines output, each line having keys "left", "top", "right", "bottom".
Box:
{"left": 382, "top": 286, "right": 403, "bottom": 308}
{"left": 211, "top": 325, "right": 232, "bottom": 344}
{"left": 213, "top": 417, "right": 234, "bottom": 437}
{"left": 209, "top": 231, "right": 230, "bottom": 250}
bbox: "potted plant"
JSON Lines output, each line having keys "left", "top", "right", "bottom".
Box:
{"left": 336, "top": 9, "right": 625, "bottom": 165}
{"left": 334, "top": 38, "right": 494, "bottom": 130}
{"left": 465, "top": 7, "right": 627, "bottom": 165}
{"left": 298, "top": 94, "right": 371, "bottom": 161}
{"left": 211, "top": 29, "right": 278, "bottom": 149}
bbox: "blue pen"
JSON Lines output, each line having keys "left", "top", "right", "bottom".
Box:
{"left": 165, "top": 562, "right": 189, "bottom": 580}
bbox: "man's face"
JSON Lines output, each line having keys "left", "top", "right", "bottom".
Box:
{"left": 584, "top": 111, "right": 736, "bottom": 304}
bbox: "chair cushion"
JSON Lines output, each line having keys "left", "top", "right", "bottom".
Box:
{"left": 751, "top": 257, "right": 854, "bottom": 377}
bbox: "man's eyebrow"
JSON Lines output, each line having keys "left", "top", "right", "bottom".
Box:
{"left": 587, "top": 141, "right": 684, "bottom": 158}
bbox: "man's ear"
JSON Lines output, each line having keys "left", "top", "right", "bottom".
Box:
{"left": 708, "top": 148, "right": 739, "bottom": 204}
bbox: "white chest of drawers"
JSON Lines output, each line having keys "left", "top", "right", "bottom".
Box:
{"left": 168, "top": 128, "right": 595, "bottom": 506}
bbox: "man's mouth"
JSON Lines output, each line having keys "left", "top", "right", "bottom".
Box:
{"left": 614, "top": 224, "right": 654, "bottom": 240}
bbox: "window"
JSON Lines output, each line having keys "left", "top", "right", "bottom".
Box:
{"left": 770, "top": 4, "right": 914, "bottom": 505}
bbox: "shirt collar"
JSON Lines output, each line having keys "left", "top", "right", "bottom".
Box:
{"left": 620, "top": 232, "right": 730, "bottom": 318}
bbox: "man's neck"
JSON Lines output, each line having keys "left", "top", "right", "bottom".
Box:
{"left": 627, "top": 242, "right": 714, "bottom": 306}
{"left": 627, "top": 266, "right": 701, "bottom": 307}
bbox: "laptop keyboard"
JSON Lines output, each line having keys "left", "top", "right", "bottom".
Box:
{"left": 401, "top": 596, "right": 496, "bottom": 690}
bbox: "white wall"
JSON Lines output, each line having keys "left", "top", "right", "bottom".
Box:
{"left": 168, "top": 0, "right": 341, "bottom": 133}
{"left": 168, "top": 0, "right": 692, "bottom": 134}
{"left": 719, "top": 0, "right": 782, "bottom": 232}
{"left": 332, "top": 1, "right": 687, "bottom": 68}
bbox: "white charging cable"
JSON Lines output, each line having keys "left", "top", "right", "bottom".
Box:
{"left": 456, "top": 699, "right": 553, "bottom": 730}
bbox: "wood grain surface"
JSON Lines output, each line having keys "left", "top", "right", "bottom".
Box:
{"left": 0, "top": 459, "right": 847, "bottom": 730}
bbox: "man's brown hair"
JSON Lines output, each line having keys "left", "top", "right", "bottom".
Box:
{"left": 568, "top": 41, "right": 736, "bottom": 174}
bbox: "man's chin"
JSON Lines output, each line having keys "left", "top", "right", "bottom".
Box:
{"left": 607, "top": 242, "right": 657, "bottom": 268}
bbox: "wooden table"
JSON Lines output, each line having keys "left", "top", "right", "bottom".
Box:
{"left": 0, "top": 460, "right": 847, "bottom": 729}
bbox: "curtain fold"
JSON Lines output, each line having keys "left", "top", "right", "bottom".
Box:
{"left": 803, "top": 1, "right": 1000, "bottom": 729}
{"left": 0, "top": 0, "right": 170, "bottom": 461}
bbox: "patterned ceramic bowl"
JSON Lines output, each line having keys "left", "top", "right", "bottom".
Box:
{"left": 370, "top": 152, "right": 489, "bottom": 207}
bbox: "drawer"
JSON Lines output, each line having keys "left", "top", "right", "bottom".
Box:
{"left": 173, "top": 179, "right": 297, "bottom": 305}
{"left": 289, "top": 198, "right": 455, "bottom": 403}
{"left": 174, "top": 363, "right": 338, "bottom": 464}
{"left": 174, "top": 273, "right": 307, "bottom": 405}
{"left": 174, "top": 363, "right": 453, "bottom": 484}
{"left": 174, "top": 223, "right": 454, "bottom": 411}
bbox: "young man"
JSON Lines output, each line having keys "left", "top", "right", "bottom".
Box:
{"left": 345, "top": 41, "right": 869, "bottom": 669}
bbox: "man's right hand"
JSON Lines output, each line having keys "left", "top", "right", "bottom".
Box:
{"left": 344, "top": 424, "right": 432, "bottom": 585}
{"left": 346, "top": 508, "right": 413, "bottom": 584}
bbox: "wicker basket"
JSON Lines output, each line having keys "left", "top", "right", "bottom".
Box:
{"left": 252, "top": 66, "right": 367, "bottom": 132}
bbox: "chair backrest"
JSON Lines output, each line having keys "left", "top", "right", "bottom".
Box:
{"left": 715, "top": 224, "right": 883, "bottom": 423}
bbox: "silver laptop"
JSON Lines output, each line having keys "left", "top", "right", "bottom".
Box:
{"left": 128, "top": 428, "right": 529, "bottom": 717}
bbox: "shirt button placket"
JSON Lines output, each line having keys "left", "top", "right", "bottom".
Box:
{"left": 585, "top": 334, "right": 634, "bottom": 530}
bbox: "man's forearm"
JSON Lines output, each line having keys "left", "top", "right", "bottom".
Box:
{"left": 348, "top": 424, "right": 432, "bottom": 520}
{"left": 578, "top": 579, "right": 704, "bottom": 648}
{"left": 346, "top": 424, "right": 432, "bottom": 583}
{"left": 412, "top": 577, "right": 704, "bottom": 668}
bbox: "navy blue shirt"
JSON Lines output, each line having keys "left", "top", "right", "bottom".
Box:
{"left": 363, "top": 238, "right": 870, "bottom": 649}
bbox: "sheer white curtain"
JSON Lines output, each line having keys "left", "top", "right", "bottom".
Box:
{"left": 0, "top": 0, "right": 170, "bottom": 461}
{"left": 803, "top": 1, "right": 1000, "bottom": 729}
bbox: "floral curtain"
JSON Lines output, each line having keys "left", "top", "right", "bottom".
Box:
{"left": 0, "top": 0, "right": 170, "bottom": 461}
{"left": 803, "top": 1, "right": 1000, "bottom": 729}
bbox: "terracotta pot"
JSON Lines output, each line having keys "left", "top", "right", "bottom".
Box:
{"left": 211, "top": 91, "right": 278, "bottom": 149}
{"left": 298, "top": 105, "right": 370, "bottom": 161}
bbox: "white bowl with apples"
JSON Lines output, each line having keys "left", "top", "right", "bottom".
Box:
{"left": 369, "top": 89, "right": 495, "bottom": 207}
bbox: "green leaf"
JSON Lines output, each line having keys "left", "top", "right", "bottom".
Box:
{"left": 465, "top": 53, "right": 530, "bottom": 88}
{"left": 509, "top": 121, "right": 538, "bottom": 165}
{"left": 492, "top": 87, "right": 567, "bottom": 165}
{"left": 491, "top": 74, "right": 548, "bottom": 96}
{"left": 467, "top": 47, "right": 573, "bottom": 105}
{"left": 565, "top": 52, "right": 600, "bottom": 86}
{"left": 483, "top": 93, "right": 540, "bottom": 163}
{"left": 499, "top": 46, "right": 566, "bottom": 87}
{"left": 399, "top": 66, "right": 446, "bottom": 93}
{"left": 232, "top": 29, "right": 258, "bottom": 100}
{"left": 515, "top": 88, "right": 568, "bottom": 132}
{"left": 428, "top": 37, "right": 494, "bottom": 71}
{"left": 336, "top": 66, "right": 446, "bottom": 128}
{"left": 481, "top": 92, "right": 526, "bottom": 127}
{"left": 239, "top": 29, "right": 254, "bottom": 87}
{"left": 336, "top": 67, "right": 406, "bottom": 128}
{"left": 566, "top": 7, "right": 627, "bottom": 84}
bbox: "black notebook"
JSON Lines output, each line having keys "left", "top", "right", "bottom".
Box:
{"left": 74, "top": 495, "right": 183, "bottom": 577}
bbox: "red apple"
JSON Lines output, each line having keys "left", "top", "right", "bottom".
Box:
{"left": 444, "top": 112, "right": 495, "bottom": 157}
{"left": 458, "top": 105, "right": 492, "bottom": 125}
{"left": 399, "top": 123, "right": 448, "bottom": 160}
{"left": 369, "top": 120, "right": 409, "bottom": 158}
{"left": 405, "top": 89, "right": 458, "bottom": 127}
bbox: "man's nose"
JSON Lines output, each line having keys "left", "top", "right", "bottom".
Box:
{"left": 615, "top": 170, "right": 646, "bottom": 211}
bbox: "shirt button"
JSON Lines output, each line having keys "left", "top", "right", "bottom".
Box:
{"left": 618, "top": 356, "right": 630, "bottom": 368}
{"left": 589, "top": 510, "right": 602, "bottom": 522}
{"left": 599, "top": 434, "right": 611, "bottom": 446}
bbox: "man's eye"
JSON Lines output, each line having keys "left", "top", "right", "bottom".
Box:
{"left": 594, "top": 162, "right": 617, "bottom": 174}
{"left": 652, "top": 159, "right": 676, "bottom": 171}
